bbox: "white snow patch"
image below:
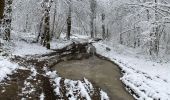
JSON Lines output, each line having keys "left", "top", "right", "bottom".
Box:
{"left": 100, "top": 90, "right": 109, "bottom": 100}
{"left": 12, "top": 41, "right": 52, "bottom": 57}
{"left": 50, "top": 40, "right": 72, "bottom": 50}
{"left": 77, "top": 80, "right": 91, "bottom": 100}
{"left": 40, "top": 93, "right": 45, "bottom": 100}
{"left": 46, "top": 71, "right": 58, "bottom": 79}
{"left": 53, "top": 77, "right": 61, "bottom": 96}
{"left": 0, "top": 57, "right": 19, "bottom": 82}
{"left": 30, "top": 67, "right": 37, "bottom": 77}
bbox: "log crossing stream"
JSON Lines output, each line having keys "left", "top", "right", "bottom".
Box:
{"left": 53, "top": 56, "right": 134, "bottom": 100}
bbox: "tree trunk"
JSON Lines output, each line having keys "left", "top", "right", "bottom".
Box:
{"left": 90, "top": 18, "right": 94, "bottom": 38}
{"left": 0, "top": 0, "right": 5, "bottom": 19}
{"left": 90, "top": 0, "right": 96, "bottom": 38}
{"left": 67, "top": 0, "right": 71, "bottom": 40}
{"left": 153, "top": 0, "right": 159, "bottom": 56}
{"left": 44, "top": 11, "right": 51, "bottom": 49}
{"left": 40, "top": 0, "right": 52, "bottom": 49}
{"left": 24, "top": 14, "right": 29, "bottom": 32}
{"left": 51, "top": 2, "right": 57, "bottom": 39}
{"left": 3, "top": 0, "right": 13, "bottom": 41}
{"left": 106, "top": 27, "right": 109, "bottom": 40}
{"left": 102, "top": 13, "right": 105, "bottom": 39}
{"left": 36, "top": 16, "right": 44, "bottom": 43}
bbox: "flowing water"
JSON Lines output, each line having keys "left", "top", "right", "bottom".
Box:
{"left": 53, "top": 56, "right": 134, "bottom": 100}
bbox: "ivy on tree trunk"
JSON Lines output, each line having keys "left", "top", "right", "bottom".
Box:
{"left": 39, "top": 0, "right": 52, "bottom": 49}
{"left": 3, "top": 0, "right": 13, "bottom": 41}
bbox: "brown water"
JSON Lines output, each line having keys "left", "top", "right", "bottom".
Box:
{"left": 53, "top": 56, "right": 134, "bottom": 100}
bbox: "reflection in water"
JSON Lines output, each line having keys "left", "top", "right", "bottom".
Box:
{"left": 53, "top": 56, "right": 134, "bottom": 100}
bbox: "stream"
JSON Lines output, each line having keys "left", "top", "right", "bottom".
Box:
{"left": 52, "top": 56, "right": 134, "bottom": 100}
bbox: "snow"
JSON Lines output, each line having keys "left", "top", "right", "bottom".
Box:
{"left": 60, "top": 33, "right": 90, "bottom": 40}
{"left": 50, "top": 34, "right": 90, "bottom": 50}
{"left": 100, "top": 90, "right": 109, "bottom": 100}
{"left": 63, "top": 79, "right": 93, "bottom": 100}
{"left": 11, "top": 41, "right": 52, "bottom": 57}
{"left": 50, "top": 39, "right": 72, "bottom": 50}
{"left": 83, "top": 78, "right": 94, "bottom": 94}
{"left": 40, "top": 93, "right": 45, "bottom": 100}
{"left": 45, "top": 69, "right": 109, "bottom": 100}
{"left": 11, "top": 31, "right": 37, "bottom": 42}
{"left": 93, "top": 42, "right": 170, "bottom": 100}
{"left": 71, "top": 34, "right": 90, "bottom": 39}
{"left": 53, "top": 77, "right": 61, "bottom": 96}
{"left": 22, "top": 80, "right": 35, "bottom": 94}
{"left": 30, "top": 67, "right": 37, "bottom": 77}
{"left": 77, "top": 80, "right": 91, "bottom": 100}
{"left": 0, "top": 56, "right": 19, "bottom": 82}
{"left": 9, "top": 32, "right": 90, "bottom": 57}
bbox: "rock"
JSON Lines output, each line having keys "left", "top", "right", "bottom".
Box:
{"left": 87, "top": 43, "right": 96, "bottom": 55}
{"left": 106, "top": 47, "right": 111, "bottom": 51}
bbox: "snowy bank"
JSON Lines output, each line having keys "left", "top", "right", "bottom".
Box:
{"left": 0, "top": 57, "right": 19, "bottom": 82}
{"left": 11, "top": 41, "right": 52, "bottom": 57}
{"left": 46, "top": 70, "right": 109, "bottom": 100}
{"left": 10, "top": 34, "right": 89, "bottom": 57}
{"left": 93, "top": 42, "right": 170, "bottom": 100}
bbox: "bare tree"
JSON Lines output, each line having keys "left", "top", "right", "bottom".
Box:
{"left": 90, "top": 0, "right": 96, "bottom": 38}
{"left": 0, "top": 0, "right": 5, "bottom": 19}
{"left": 153, "top": 0, "right": 159, "bottom": 56}
{"left": 2, "top": 0, "right": 13, "bottom": 41}
{"left": 24, "top": 14, "right": 29, "bottom": 32}
{"left": 51, "top": 1, "right": 57, "bottom": 39}
{"left": 0, "top": 0, "right": 5, "bottom": 37}
{"left": 40, "top": 0, "right": 52, "bottom": 49}
{"left": 101, "top": 13, "right": 105, "bottom": 39}
{"left": 66, "top": 0, "right": 72, "bottom": 40}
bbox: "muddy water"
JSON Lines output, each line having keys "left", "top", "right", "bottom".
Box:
{"left": 53, "top": 56, "right": 134, "bottom": 100}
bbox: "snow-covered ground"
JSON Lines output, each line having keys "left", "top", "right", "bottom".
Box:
{"left": 50, "top": 39, "right": 73, "bottom": 50}
{"left": 93, "top": 42, "right": 170, "bottom": 100}
{"left": 0, "top": 56, "right": 19, "bottom": 82}
{"left": 10, "top": 33, "right": 89, "bottom": 57}
{"left": 11, "top": 41, "right": 52, "bottom": 57}
{"left": 0, "top": 38, "right": 19, "bottom": 82}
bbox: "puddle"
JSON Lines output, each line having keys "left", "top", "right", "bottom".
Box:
{"left": 53, "top": 56, "right": 134, "bottom": 100}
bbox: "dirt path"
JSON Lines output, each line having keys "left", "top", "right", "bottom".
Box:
{"left": 0, "top": 56, "right": 57, "bottom": 100}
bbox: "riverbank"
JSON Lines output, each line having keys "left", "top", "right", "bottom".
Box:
{"left": 93, "top": 42, "right": 170, "bottom": 100}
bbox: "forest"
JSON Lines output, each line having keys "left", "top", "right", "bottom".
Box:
{"left": 0, "top": 0, "right": 170, "bottom": 100}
